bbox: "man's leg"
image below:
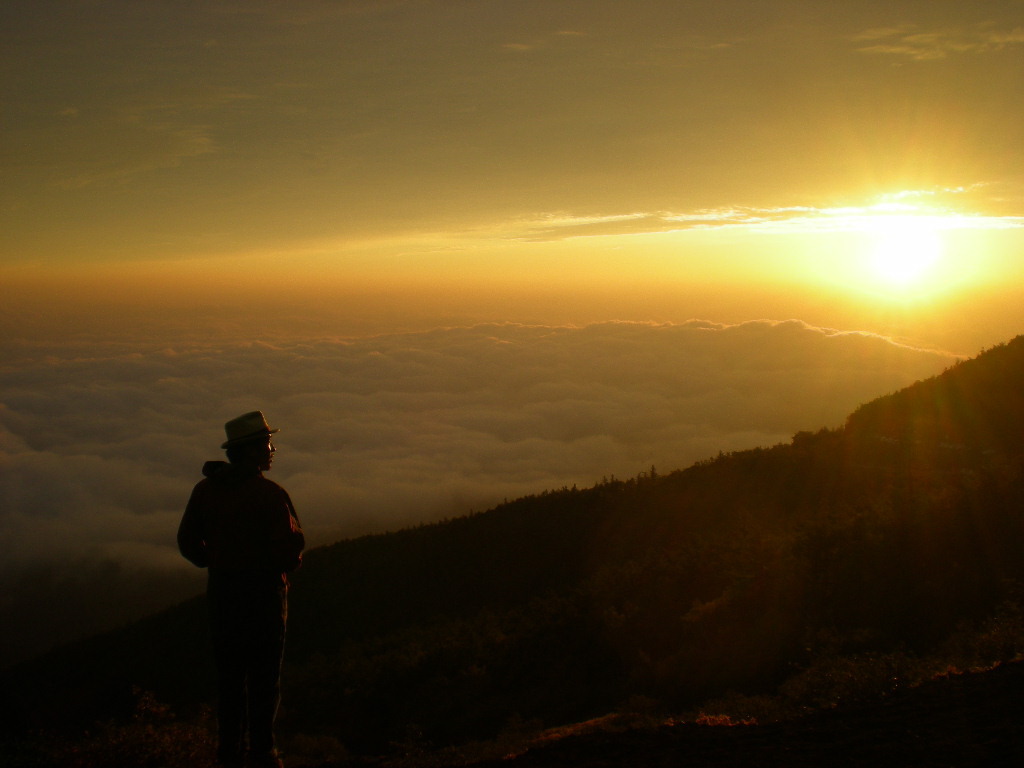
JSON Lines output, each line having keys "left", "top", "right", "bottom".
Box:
{"left": 210, "top": 586, "right": 248, "bottom": 766}
{"left": 214, "top": 659, "right": 247, "bottom": 766}
{"left": 247, "top": 587, "right": 287, "bottom": 766}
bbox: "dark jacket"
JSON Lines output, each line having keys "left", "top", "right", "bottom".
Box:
{"left": 177, "top": 461, "right": 305, "bottom": 583}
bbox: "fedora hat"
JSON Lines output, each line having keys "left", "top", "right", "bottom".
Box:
{"left": 221, "top": 411, "right": 279, "bottom": 448}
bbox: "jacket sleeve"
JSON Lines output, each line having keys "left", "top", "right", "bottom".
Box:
{"left": 272, "top": 491, "right": 305, "bottom": 572}
{"left": 177, "top": 484, "right": 210, "bottom": 568}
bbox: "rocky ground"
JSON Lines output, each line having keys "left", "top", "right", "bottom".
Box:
{"left": 457, "top": 661, "right": 1024, "bottom": 768}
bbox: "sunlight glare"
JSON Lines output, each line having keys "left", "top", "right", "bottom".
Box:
{"left": 867, "top": 215, "right": 944, "bottom": 287}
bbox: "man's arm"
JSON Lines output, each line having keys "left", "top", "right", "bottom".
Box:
{"left": 271, "top": 492, "right": 305, "bottom": 572}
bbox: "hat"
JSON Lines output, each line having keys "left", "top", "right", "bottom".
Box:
{"left": 221, "top": 411, "right": 279, "bottom": 448}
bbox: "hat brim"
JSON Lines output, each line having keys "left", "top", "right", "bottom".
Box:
{"left": 221, "top": 427, "right": 279, "bottom": 449}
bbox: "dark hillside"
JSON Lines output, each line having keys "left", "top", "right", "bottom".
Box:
{"left": 3, "top": 337, "right": 1024, "bottom": 763}
{"left": 845, "top": 336, "right": 1024, "bottom": 455}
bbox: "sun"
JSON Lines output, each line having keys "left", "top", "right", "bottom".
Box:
{"left": 865, "top": 215, "right": 944, "bottom": 287}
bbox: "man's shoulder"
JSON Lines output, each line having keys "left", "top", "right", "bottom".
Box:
{"left": 190, "top": 465, "right": 290, "bottom": 501}
{"left": 253, "top": 475, "right": 292, "bottom": 498}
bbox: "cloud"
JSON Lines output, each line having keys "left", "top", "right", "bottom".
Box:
{"left": 0, "top": 318, "right": 960, "bottom": 663}
{"left": 0, "top": 319, "right": 957, "bottom": 559}
{"left": 511, "top": 208, "right": 830, "bottom": 241}
{"left": 509, "top": 193, "right": 1024, "bottom": 242}
{"left": 853, "top": 24, "right": 1024, "bottom": 60}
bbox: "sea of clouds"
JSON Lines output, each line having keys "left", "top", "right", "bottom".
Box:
{"left": 0, "top": 319, "right": 956, "bottom": 664}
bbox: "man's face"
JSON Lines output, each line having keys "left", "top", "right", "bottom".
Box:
{"left": 241, "top": 436, "right": 276, "bottom": 472}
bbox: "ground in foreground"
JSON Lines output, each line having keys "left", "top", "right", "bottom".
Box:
{"left": 406, "top": 661, "right": 1024, "bottom": 768}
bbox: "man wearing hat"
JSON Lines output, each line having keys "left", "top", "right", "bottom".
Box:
{"left": 178, "top": 411, "right": 305, "bottom": 768}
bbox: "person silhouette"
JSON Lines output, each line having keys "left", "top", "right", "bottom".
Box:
{"left": 178, "top": 411, "right": 305, "bottom": 768}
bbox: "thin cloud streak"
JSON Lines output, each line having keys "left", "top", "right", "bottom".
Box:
{"left": 510, "top": 196, "right": 1024, "bottom": 242}
{"left": 854, "top": 23, "right": 1024, "bottom": 60}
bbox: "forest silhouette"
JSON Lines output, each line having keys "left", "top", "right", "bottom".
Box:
{"left": 4, "top": 337, "right": 1024, "bottom": 766}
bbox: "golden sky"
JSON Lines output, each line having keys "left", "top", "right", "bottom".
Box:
{"left": 2, "top": 0, "right": 1023, "bottom": 353}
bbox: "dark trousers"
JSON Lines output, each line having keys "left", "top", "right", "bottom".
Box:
{"left": 208, "top": 571, "right": 287, "bottom": 763}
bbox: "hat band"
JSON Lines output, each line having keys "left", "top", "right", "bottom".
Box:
{"left": 221, "top": 427, "right": 278, "bottom": 448}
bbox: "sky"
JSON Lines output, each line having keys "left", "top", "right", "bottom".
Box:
{"left": 2, "top": 0, "right": 1023, "bottom": 349}
{"left": 1, "top": 0, "right": 1023, "bottom": 663}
